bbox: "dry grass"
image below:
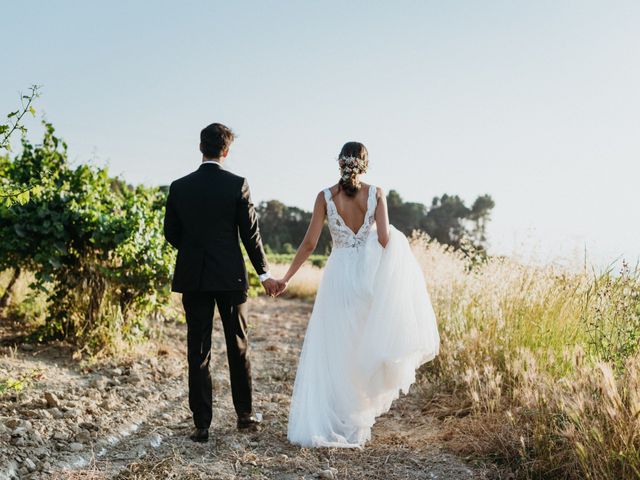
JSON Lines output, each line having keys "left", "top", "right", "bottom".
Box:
{"left": 274, "top": 237, "right": 640, "bottom": 479}
{"left": 0, "top": 269, "right": 46, "bottom": 323}
{"left": 412, "top": 236, "right": 640, "bottom": 479}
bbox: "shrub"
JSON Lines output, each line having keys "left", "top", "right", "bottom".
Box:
{"left": 0, "top": 123, "right": 174, "bottom": 350}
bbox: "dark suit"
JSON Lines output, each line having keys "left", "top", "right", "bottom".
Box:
{"left": 163, "top": 162, "right": 268, "bottom": 428}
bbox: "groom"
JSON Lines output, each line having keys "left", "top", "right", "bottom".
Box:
{"left": 163, "top": 122, "right": 279, "bottom": 443}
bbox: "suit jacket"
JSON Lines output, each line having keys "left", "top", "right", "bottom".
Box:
{"left": 163, "top": 163, "right": 269, "bottom": 293}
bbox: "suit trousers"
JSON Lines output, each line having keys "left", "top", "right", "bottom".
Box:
{"left": 182, "top": 290, "right": 252, "bottom": 429}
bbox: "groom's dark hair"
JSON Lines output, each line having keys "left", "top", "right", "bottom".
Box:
{"left": 200, "top": 123, "right": 235, "bottom": 158}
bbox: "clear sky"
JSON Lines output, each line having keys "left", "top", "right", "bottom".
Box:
{"left": 3, "top": 1, "right": 639, "bottom": 269}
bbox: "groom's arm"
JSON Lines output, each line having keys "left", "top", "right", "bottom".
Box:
{"left": 237, "top": 178, "right": 269, "bottom": 276}
{"left": 163, "top": 183, "right": 182, "bottom": 249}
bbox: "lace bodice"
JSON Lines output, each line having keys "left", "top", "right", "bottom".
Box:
{"left": 323, "top": 185, "right": 377, "bottom": 249}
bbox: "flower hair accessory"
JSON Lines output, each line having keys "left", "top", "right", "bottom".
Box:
{"left": 338, "top": 155, "right": 369, "bottom": 181}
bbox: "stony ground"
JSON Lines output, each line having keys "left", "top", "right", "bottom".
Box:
{"left": 0, "top": 297, "right": 488, "bottom": 480}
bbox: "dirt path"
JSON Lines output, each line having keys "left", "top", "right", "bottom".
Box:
{"left": 1, "top": 297, "right": 485, "bottom": 479}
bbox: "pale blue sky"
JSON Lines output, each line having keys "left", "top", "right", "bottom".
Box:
{"left": 3, "top": 1, "right": 639, "bottom": 268}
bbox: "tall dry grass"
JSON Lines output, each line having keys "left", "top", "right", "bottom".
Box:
{"left": 275, "top": 237, "right": 640, "bottom": 479}
{"left": 413, "top": 235, "right": 640, "bottom": 479}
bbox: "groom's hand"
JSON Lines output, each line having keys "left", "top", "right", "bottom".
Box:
{"left": 261, "top": 278, "right": 279, "bottom": 297}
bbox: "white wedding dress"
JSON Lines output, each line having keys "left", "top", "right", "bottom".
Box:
{"left": 287, "top": 185, "right": 440, "bottom": 448}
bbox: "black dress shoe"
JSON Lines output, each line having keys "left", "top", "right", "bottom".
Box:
{"left": 189, "top": 428, "right": 209, "bottom": 443}
{"left": 237, "top": 414, "right": 262, "bottom": 431}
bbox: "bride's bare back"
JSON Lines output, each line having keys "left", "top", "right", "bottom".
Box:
{"left": 327, "top": 182, "right": 390, "bottom": 247}
{"left": 327, "top": 182, "right": 373, "bottom": 234}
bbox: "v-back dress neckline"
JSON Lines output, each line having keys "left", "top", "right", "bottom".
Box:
{"left": 324, "top": 185, "right": 376, "bottom": 238}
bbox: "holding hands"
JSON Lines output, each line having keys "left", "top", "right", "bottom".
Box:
{"left": 261, "top": 277, "right": 288, "bottom": 297}
{"left": 260, "top": 187, "right": 326, "bottom": 299}
{"left": 274, "top": 279, "right": 288, "bottom": 296}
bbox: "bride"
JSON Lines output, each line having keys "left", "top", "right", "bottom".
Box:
{"left": 276, "top": 141, "right": 440, "bottom": 448}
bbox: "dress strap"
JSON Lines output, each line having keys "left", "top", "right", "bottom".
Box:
{"left": 368, "top": 184, "right": 377, "bottom": 208}
{"left": 323, "top": 189, "right": 335, "bottom": 216}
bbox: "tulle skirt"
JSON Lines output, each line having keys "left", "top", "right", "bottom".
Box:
{"left": 287, "top": 226, "right": 440, "bottom": 448}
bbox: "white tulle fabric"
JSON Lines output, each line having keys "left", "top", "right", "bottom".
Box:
{"left": 287, "top": 186, "right": 440, "bottom": 448}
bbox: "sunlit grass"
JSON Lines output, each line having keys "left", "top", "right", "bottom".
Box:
{"left": 417, "top": 236, "right": 640, "bottom": 479}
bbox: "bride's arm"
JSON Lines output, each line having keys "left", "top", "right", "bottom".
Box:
{"left": 375, "top": 187, "right": 390, "bottom": 247}
{"left": 278, "top": 192, "right": 326, "bottom": 288}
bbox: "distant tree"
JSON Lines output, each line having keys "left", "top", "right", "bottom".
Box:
{"left": 387, "top": 190, "right": 494, "bottom": 250}
{"left": 257, "top": 200, "right": 331, "bottom": 254}
{"left": 256, "top": 200, "right": 294, "bottom": 252}
{"left": 387, "top": 190, "right": 427, "bottom": 235}
{"left": 468, "top": 194, "right": 496, "bottom": 246}
{"left": 422, "top": 194, "right": 471, "bottom": 249}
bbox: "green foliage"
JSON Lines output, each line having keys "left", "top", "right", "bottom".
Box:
{"left": 241, "top": 244, "right": 263, "bottom": 298}
{"left": 267, "top": 253, "right": 327, "bottom": 268}
{"left": 0, "top": 85, "right": 40, "bottom": 152}
{"left": 585, "top": 261, "right": 640, "bottom": 371}
{"left": 0, "top": 85, "right": 42, "bottom": 207}
{"left": 0, "top": 370, "right": 42, "bottom": 396}
{"left": 0, "top": 377, "right": 26, "bottom": 394}
{"left": 0, "top": 123, "right": 175, "bottom": 349}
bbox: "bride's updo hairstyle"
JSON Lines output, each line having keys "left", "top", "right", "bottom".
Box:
{"left": 337, "top": 142, "right": 369, "bottom": 197}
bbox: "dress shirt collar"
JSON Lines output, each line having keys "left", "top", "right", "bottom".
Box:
{"left": 201, "top": 159, "right": 223, "bottom": 168}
